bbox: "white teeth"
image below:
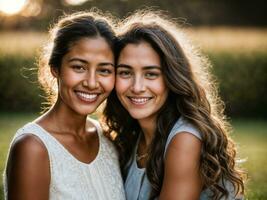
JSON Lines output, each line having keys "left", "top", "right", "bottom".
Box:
{"left": 76, "top": 92, "right": 97, "bottom": 101}
{"left": 130, "top": 97, "right": 150, "bottom": 104}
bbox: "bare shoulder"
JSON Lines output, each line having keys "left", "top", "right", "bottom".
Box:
{"left": 6, "top": 133, "right": 49, "bottom": 176}
{"left": 10, "top": 133, "right": 48, "bottom": 159}
{"left": 159, "top": 132, "right": 203, "bottom": 199}
{"left": 167, "top": 131, "right": 201, "bottom": 154}
{"left": 165, "top": 131, "right": 202, "bottom": 173}
{"left": 6, "top": 134, "right": 50, "bottom": 199}
{"left": 169, "top": 132, "right": 201, "bottom": 148}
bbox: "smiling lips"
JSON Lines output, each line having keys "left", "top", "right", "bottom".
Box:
{"left": 128, "top": 96, "right": 152, "bottom": 105}
{"left": 75, "top": 91, "right": 99, "bottom": 103}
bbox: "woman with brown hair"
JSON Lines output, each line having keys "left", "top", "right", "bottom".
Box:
{"left": 104, "top": 10, "right": 245, "bottom": 200}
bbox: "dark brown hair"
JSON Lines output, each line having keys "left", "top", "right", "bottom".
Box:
{"left": 38, "top": 10, "right": 117, "bottom": 106}
{"left": 104, "top": 10, "right": 244, "bottom": 199}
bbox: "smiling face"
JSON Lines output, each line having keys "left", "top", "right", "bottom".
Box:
{"left": 116, "top": 41, "right": 168, "bottom": 124}
{"left": 52, "top": 37, "right": 115, "bottom": 116}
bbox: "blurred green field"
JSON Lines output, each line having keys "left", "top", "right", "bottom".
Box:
{"left": 0, "top": 113, "right": 266, "bottom": 199}
{"left": 231, "top": 120, "right": 267, "bottom": 199}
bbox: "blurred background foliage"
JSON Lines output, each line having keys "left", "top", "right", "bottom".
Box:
{"left": 0, "top": 0, "right": 266, "bottom": 116}
{"left": 1, "top": 29, "right": 267, "bottom": 117}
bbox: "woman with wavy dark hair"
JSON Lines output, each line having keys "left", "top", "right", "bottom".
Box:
{"left": 104, "top": 10, "right": 245, "bottom": 200}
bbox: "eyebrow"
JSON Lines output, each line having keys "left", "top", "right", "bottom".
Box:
{"left": 117, "top": 64, "right": 161, "bottom": 70}
{"left": 99, "top": 62, "right": 114, "bottom": 67}
{"left": 68, "top": 58, "right": 87, "bottom": 63}
{"left": 68, "top": 58, "right": 114, "bottom": 67}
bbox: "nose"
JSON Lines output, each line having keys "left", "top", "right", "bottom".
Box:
{"left": 83, "top": 70, "right": 99, "bottom": 89}
{"left": 131, "top": 75, "right": 145, "bottom": 93}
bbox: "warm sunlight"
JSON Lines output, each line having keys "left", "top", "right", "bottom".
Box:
{"left": 65, "top": 0, "right": 89, "bottom": 6}
{"left": 0, "top": 0, "right": 27, "bottom": 15}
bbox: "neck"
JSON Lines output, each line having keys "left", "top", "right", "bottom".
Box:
{"left": 138, "top": 117, "right": 157, "bottom": 147}
{"left": 38, "top": 100, "right": 87, "bottom": 135}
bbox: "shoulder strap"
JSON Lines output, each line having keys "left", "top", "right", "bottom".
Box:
{"left": 164, "top": 117, "right": 202, "bottom": 158}
{"left": 87, "top": 117, "right": 103, "bottom": 136}
{"left": 12, "top": 122, "right": 51, "bottom": 147}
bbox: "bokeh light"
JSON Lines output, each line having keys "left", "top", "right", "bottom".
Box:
{"left": 65, "top": 0, "right": 89, "bottom": 6}
{"left": 0, "top": 0, "right": 27, "bottom": 15}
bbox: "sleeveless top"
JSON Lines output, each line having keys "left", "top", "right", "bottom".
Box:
{"left": 3, "top": 118, "right": 126, "bottom": 200}
{"left": 124, "top": 117, "right": 236, "bottom": 200}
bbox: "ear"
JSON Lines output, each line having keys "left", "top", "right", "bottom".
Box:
{"left": 50, "top": 66, "right": 59, "bottom": 78}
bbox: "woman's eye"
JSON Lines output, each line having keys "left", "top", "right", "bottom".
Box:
{"left": 145, "top": 72, "right": 159, "bottom": 79}
{"left": 72, "top": 65, "right": 86, "bottom": 72}
{"left": 98, "top": 68, "right": 113, "bottom": 76}
{"left": 117, "top": 70, "right": 131, "bottom": 78}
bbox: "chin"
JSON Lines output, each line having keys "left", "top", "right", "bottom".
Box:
{"left": 72, "top": 105, "right": 98, "bottom": 116}
{"left": 129, "top": 111, "right": 151, "bottom": 120}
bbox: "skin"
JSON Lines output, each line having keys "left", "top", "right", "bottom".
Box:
{"left": 116, "top": 42, "right": 168, "bottom": 147}
{"left": 6, "top": 37, "right": 115, "bottom": 200}
{"left": 159, "top": 132, "right": 202, "bottom": 200}
{"left": 116, "top": 41, "right": 203, "bottom": 199}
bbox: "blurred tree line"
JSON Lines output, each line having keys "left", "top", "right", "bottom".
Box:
{"left": 0, "top": 0, "right": 267, "bottom": 30}
{"left": 0, "top": 35, "right": 266, "bottom": 118}
{"left": 0, "top": 0, "right": 266, "bottom": 118}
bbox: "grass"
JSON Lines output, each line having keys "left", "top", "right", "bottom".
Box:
{"left": 0, "top": 113, "right": 266, "bottom": 199}
{"left": 231, "top": 120, "right": 267, "bottom": 199}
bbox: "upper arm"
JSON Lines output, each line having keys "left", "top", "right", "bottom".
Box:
{"left": 159, "top": 132, "right": 203, "bottom": 200}
{"left": 6, "top": 134, "right": 50, "bottom": 200}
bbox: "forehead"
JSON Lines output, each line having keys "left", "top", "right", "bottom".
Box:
{"left": 118, "top": 41, "right": 161, "bottom": 67}
{"left": 68, "top": 37, "right": 113, "bottom": 57}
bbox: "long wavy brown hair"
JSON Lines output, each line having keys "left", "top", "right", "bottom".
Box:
{"left": 104, "top": 10, "right": 245, "bottom": 200}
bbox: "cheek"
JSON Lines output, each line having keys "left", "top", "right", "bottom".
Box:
{"left": 60, "top": 71, "right": 81, "bottom": 87}
{"left": 115, "top": 78, "right": 129, "bottom": 95}
{"left": 154, "top": 80, "right": 168, "bottom": 97}
{"left": 101, "top": 76, "right": 115, "bottom": 93}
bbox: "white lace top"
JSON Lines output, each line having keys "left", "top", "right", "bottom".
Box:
{"left": 4, "top": 118, "right": 125, "bottom": 200}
